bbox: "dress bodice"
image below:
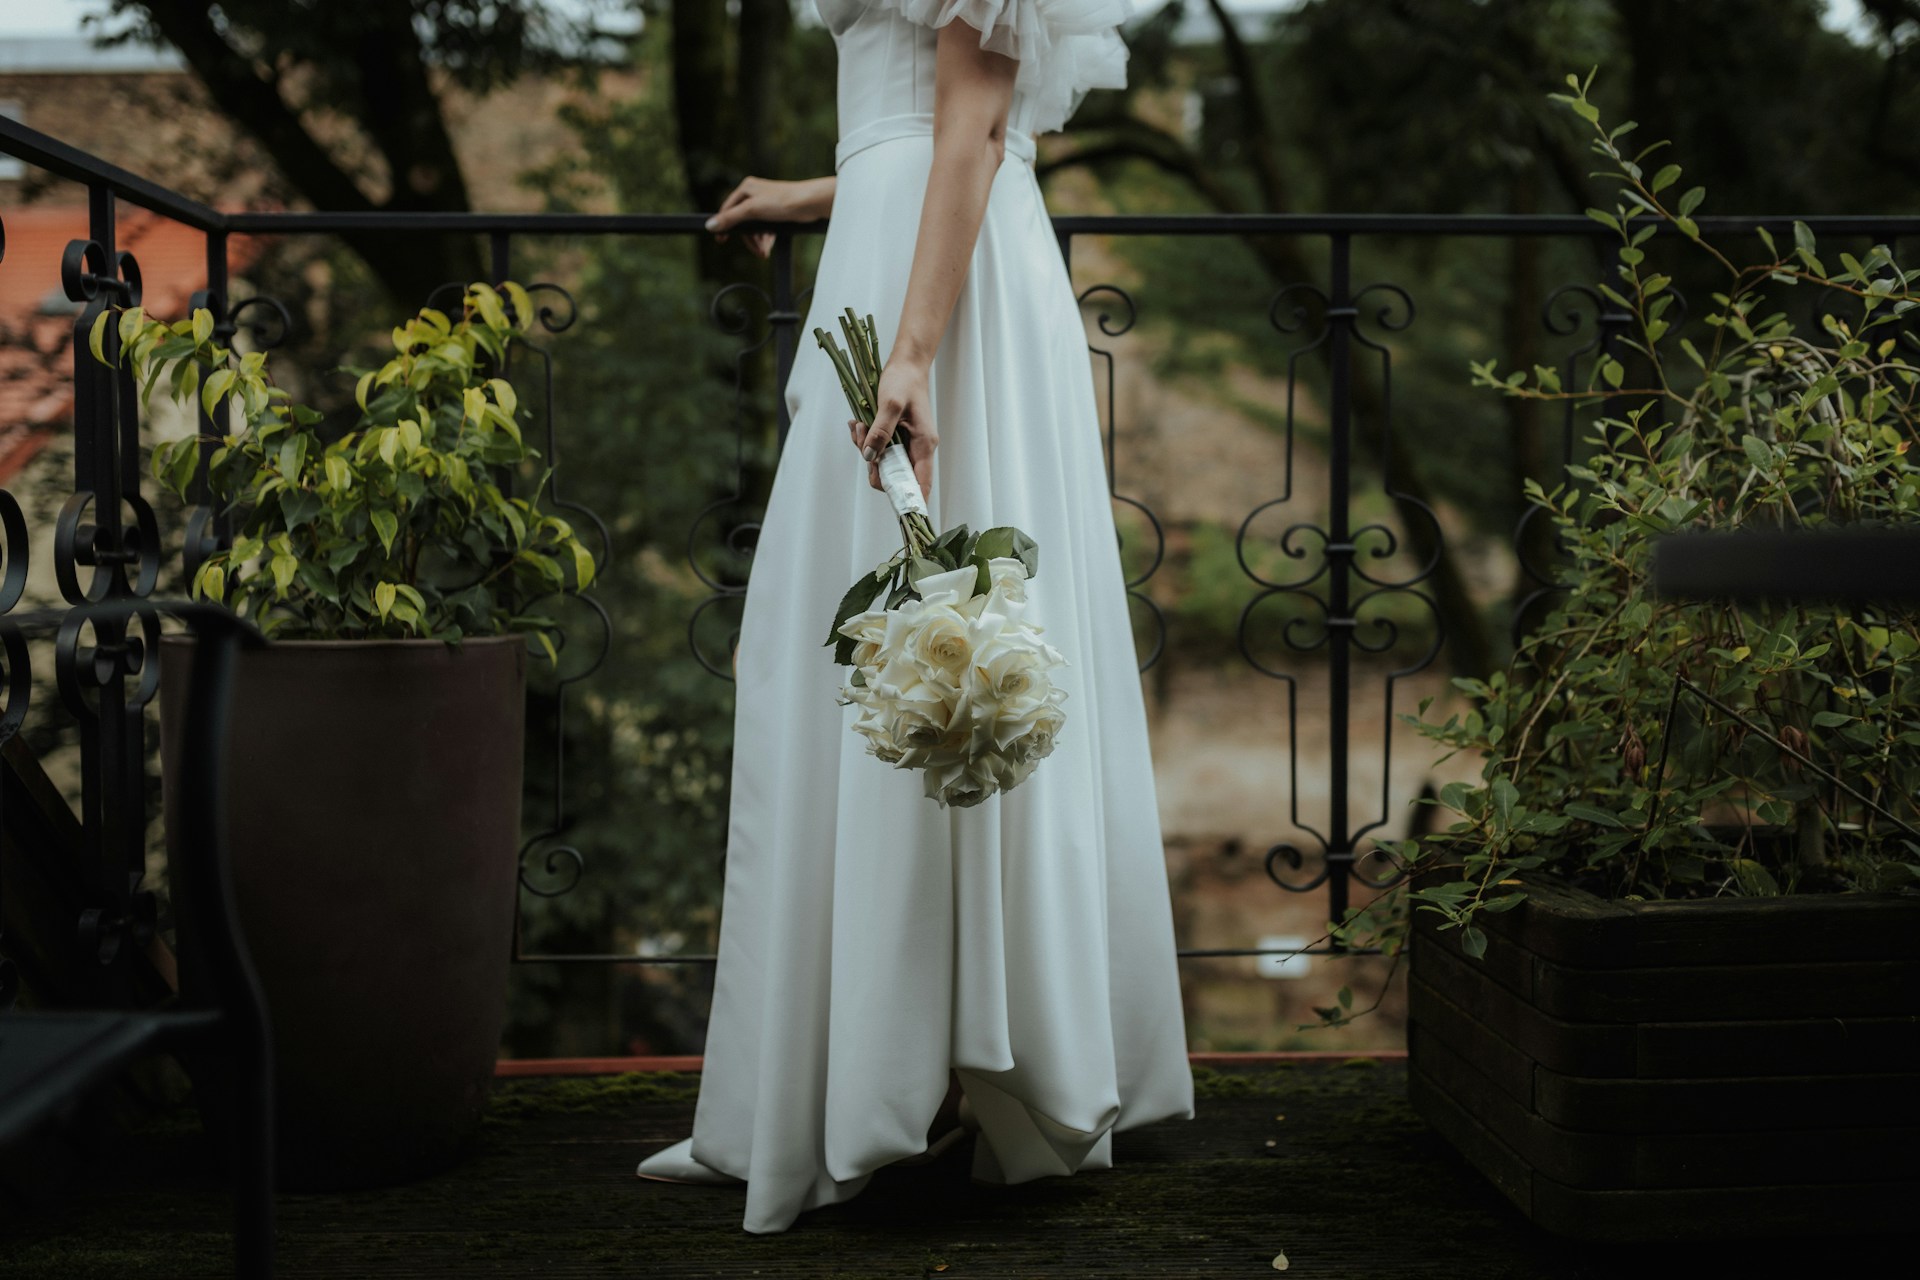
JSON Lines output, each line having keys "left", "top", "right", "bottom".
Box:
{"left": 815, "top": 0, "right": 1131, "bottom": 163}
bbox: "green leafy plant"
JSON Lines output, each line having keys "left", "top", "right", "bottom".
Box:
{"left": 97, "top": 281, "right": 596, "bottom": 656}
{"left": 1328, "top": 70, "right": 1920, "bottom": 988}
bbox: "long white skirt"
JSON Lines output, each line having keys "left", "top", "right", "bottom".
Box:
{"left": 635, "top": 118, "right": 1194, "bottom": 1235}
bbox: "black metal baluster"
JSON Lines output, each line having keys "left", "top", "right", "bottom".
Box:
{"left": 687, "top": 270, "right": 773, "bottom": 679}
{"left": 1344, "top": 279, "right": 1440, "bottom": 890}
{"left": 0, "top": 207, "right": 23, "bottom": 1007}
{"left": 771, "top": 234, "right": 802, "bottom": 451}
{"left": 507, "top": 279, "right": 614, "bottom": 937}
{"left": 57, "top": 183, "right": 160, "bottom": 971}
{"left": 1323, "top": 234, "right": 1356, "bottom": 938}
{"left": 1517, "top": 250, "right": 1635, "bottom": 640}
{"left": 1240, "top": 269, "right": 1331, "bottom": 911}
{"left": 1075, "top": 282, "right": 1165, "bottom": 671}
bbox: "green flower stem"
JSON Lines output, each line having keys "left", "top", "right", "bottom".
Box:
{"left": 815, "top": 313, "right": 933, "bottom": 559}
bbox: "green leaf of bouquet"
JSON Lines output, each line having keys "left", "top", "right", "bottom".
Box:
{"left": 931, "top": 523, "right": 969, "bottom": 557}
{"left": 826, "top": 573, "right": 881, "bottom": 648}
{"left": 973, "top": 526, "right": 1016, "bottom": 561}
{"left": 1011, "top": 526, "right": 1040, "bottom": 579}
{"left": 907, "top": 556, "right": 946, "bottom": 585}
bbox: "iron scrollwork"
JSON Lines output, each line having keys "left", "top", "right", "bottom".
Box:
{"left": 686, "top": 279, "right": 774, "bottom": 680}
{"left": 50, "top": 192, "right": 164, "bottom": 973}
{"left": 1237, "top": 242, "right": 1444, "bottom": 922}
{"left": 1078, "top": 283, "right": 1167, "bottom": 672}
{"left": 496, "top": 284, "right": 616, "bottom": 921}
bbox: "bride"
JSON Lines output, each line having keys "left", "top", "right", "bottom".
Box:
{"left": 634, "top": 0, "right": 1194, "bottom": 1234}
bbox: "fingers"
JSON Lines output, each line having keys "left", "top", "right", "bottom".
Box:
{"left": 706, "top": 182, "right": 756, "bottom": 237}
{"left": 748, "top": 231, "right": 774, "bottom": 259}
{"left": 852, "top": 418, "right": 882, "bottom": 489}
{"left": 860, "top": 394, "right": 906, "bottom": 461}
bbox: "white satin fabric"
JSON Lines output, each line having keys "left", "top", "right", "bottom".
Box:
{"left": 634, "top": 0, "right": 1192, "bottom": 1235}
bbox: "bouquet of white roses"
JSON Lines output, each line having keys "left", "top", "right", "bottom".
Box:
{"left": 816, "top": 310, "right": 1069, "bottom": 808}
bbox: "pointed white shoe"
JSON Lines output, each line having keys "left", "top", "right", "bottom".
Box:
{"left": 635, "top": 1136, "right": 745, "bottom": 1185}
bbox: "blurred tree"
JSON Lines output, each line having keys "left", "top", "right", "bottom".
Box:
{"left": 1045, "top": 0, "right": 1920, "bottom": 672}
{"left": 1859, "top": 0, "right": 1920, "bottom": 181}
{"left": 655, "top": 0, "right": 810, "bottom": 281}
{"left": 497, "top": 12, "right": 840, "bottom": 1055}
{"left": 93, "top": 0, "right": 631, "bottom": 305}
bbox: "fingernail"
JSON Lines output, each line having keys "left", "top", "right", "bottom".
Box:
{"left": 704, "top": 217, "right": 717, "bottom": 230}
{"left": 862, "top": 446, "right": 877, "bottom": 462}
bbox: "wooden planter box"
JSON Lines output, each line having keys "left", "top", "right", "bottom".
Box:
{"left": 1407, "top": 872, "right": 1920, "bottom": 1242}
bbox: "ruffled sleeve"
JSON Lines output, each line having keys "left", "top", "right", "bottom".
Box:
{"left": 880, "top": 0, "right": 1132, "bottom": 136}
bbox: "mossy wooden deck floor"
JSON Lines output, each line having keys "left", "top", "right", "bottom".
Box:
{"left": 3, "top": 1058, "right": 1906, "bottom": 1278}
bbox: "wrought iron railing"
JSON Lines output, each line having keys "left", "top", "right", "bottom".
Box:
{"left": 6, "top": 114, "right": 1918, "bottom": 996}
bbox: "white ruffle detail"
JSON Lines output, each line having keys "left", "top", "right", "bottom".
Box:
{"left": 876, "top": 0, "right": 1131, "bottom": 136}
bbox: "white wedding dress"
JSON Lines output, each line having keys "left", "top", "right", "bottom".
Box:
{"left": 635, "top": 0, "right": 1194, "bottom": 1234}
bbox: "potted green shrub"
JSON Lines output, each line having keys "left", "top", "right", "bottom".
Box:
{"left": 98, "top": 281, "right": 597, "bottom": 1190}
{"left": 1353, "top": 73, "right": 1920, "bottom": 1242}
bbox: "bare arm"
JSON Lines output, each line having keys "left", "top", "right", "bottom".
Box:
{"left": 852, "top": 22, "right": 1019, "bottom": 500}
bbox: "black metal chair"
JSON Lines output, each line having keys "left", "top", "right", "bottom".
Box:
{"left": 0, "top": 597, "right": 274, "bottom": 1279}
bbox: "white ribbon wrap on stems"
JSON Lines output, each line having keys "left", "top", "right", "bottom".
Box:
{"left": 877, "top": 441, "right": 928, "bottom": 521}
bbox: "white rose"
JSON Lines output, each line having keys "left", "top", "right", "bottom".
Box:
{"left": 1008, "top": 701, "right": 1066, "bottom": 764}
{"left": 851, "top": 708, "right": 907, "bottom": 763}
{"left": 907, "top": 609, "right": 971, "bottom": 679}
{"left": 976, "top": 641, "right": 1044, "bottom": 702}
{"left": 901, "top": 717, "right": 971, "bottom": 771}
{"left": 912, "top": 564, "right": 979, "bottom": 607}
{"left": 986, "top": 556, "right": 1029, "bottom": 604}
{"left": 890, "top": 696, "right": 952, "bottom": 750}
{"left": 935, "top": 754, "right": 1004, "bottom": 808}
{"left": 836, "top": 607, "right": 890, "bottom": 667}
{"left": 993, "top": 747, "right": 1041, "bottom": 792}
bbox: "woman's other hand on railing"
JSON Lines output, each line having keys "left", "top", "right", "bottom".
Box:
{"left": 705, "top": 175, "right": 835, "bottom": 258}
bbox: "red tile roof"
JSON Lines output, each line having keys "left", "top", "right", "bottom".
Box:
{"left": 0, "top": 205, "right": 262, "bottom": 483}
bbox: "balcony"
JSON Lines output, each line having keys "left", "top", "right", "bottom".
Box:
{"left": 11, "top": 1056, "right": 1907, "bottom": 1278}
{"left": 2, "top": 78, "right": 1916, "bottom": 1279}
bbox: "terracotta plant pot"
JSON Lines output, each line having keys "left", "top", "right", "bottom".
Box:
{"left": 159, "top": 633, "right": 527, "bottom": 1191}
